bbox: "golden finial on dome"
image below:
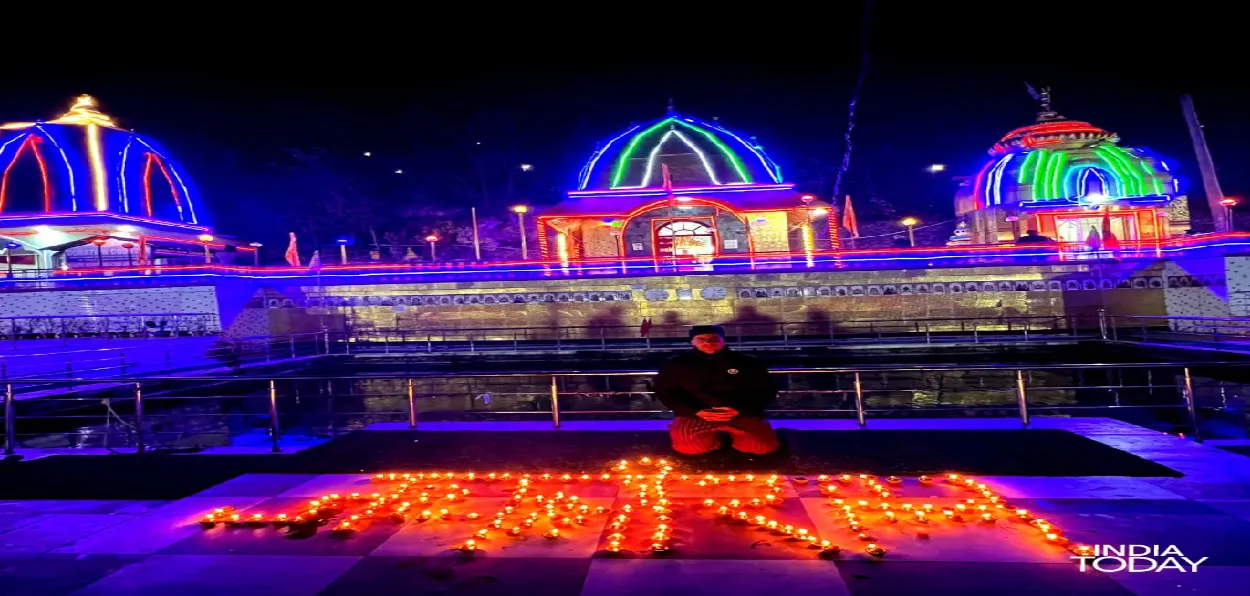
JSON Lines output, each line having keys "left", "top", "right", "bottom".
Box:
{"left": 47, "top": 94, "right": 119, "bottom": 128}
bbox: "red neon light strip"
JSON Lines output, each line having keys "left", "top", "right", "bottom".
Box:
{"left": 48, "top": 232, "right": 1250, "bottom": 277}
{"left": 143, "top": 153, "right": 184, "bottom": 219}
{"left": 0, "top": 135, "right": 53, "bottom": 212}
{"left": 143, "top": 154, "right": 154, "bottom": 217}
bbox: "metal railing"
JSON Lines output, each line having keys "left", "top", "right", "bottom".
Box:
{"left": 1108, "top": 315, "right": 1250, "bottom": 349}
{"left": 0, "top": 331, "right": 333, "bottom": 385}
{"left": 344, "top": 315, "right": 1098, "bottom": 354}
{"left": 4, "top": 361, "right": 1240, "bottom": 455}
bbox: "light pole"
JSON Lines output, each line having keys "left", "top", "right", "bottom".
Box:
{"left": 927, "top": 164, "right": 946, "bottom": 178}
{"left": 1005, "top": 214, "right": 1020, "bottom": 241}
{"left": 121, "top": 242, "right": 135, "bottom": 266}
{"left": 512, "top": 205, "right": 529, "bottom": 259}
{"left": 1220, "top": 197, "right": 1238, "bottom": 231}
{"left": 900, "top": 217, "right": 919, "bottom": 247}
{"left": 335, "top": 236, "right": 353, "bottom": 265}
{"left": 91, "top": 236, "right": 108, "bottom": 267}
{"left": 197, "top": 234, "right": 214, "bottom": 264}
{"left": 425, "top": 234, "right": 439, "bottom": 261}
{"left": 249, "top": 242, "right": 262, "bottom": 266}
{"left": 3, "top": 241, "right": 19, "bottom": 277}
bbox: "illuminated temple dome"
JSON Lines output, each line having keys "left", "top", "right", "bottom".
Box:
{"left": 541, "top": 106, "right": 834, "bottom": 265}
{"left": 0, "top": 96, "right": 252, "bottom": 272}
{"left": 954, "top": 89, "right": 1188, "bottom": 245}
{"left": 0, "top": 95, "right": 199, "bottom": 223}
{"left": 574, "top": 108, "right": 785, "bottom": 190}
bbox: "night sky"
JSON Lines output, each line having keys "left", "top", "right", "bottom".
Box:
{"left": 1, "top": 2, "right": 1244, "bottom": 250}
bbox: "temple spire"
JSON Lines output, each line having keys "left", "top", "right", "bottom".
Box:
{"left": 48, "top": 94, "right": 119, "bottom": 128}
{"left": 1026, "top": 83, "right": 1063, "bottom": 122}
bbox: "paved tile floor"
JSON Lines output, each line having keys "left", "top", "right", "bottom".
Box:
{"left": 1, "top": 418, "right": 1248, "bottom": 595}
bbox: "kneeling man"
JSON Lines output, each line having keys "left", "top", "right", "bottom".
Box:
{"left": 655, "top": 325, "right": 780, "bottom": 455}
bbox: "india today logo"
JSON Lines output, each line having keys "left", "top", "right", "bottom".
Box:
{"left": 1071, "top": 545, "right": 1207, "bottom": 573}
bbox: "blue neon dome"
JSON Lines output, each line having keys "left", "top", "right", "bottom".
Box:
{"left": 575, "top": 110, "right": 786, "bottom": 191}
{"left": 0, "top": 95, "right": 201, "bottom": 224}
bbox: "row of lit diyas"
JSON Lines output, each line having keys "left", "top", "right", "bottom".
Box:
{"left": 198, "top": 457, "right": 1093, "bottom": 560}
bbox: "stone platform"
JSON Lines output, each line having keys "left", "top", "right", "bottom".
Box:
{"left": 0, "top": 418, "right": 1248, "bottom": 594}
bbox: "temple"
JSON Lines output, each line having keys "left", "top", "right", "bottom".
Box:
{"left": 0, "top": 95, "right": 253, "bottom": 273}
{"left": 954, "top": 88, "right": 1188, "bottom": 246}
{"left": 538, "top": 105, "right": 835, "bottom": 267}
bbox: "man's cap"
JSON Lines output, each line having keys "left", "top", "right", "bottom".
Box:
{"left": 689, "top": 324, "right": 726, "bottom": 338}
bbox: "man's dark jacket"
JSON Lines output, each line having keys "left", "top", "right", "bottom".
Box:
{"left": 654, "top": 348, "right": 777, "bottom": 417}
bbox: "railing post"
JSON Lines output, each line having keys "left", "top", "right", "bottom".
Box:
{"left": 549, "top": 375, "right": 561, "bottom": 428}
{"left": 781, "top": 323, "right": 789, "bottom": 346}
{"left": 407, "top": 378, "right": 417, "bottom": 429}
{"left": 289, "top": 336, "right": 296, "bottom": 358}
{"left": 133, "top": 382, "right": 146, "bottom": 454}
{"left": 852, "top": 372, "right": 866, "bottom": 429}
{"left": 924, "top": 323, "right": 931, "bottom": 344}
{"left": 1181, "top": 367, "right": 1203, "bottom": 443}
{"left": 323, "top": 329, "right": 331, "bottom": 354}
{"left": 1097, "top": 308, "right": 1108, "bottom": 340}
{"left": 1015, "top": 370, "right": 1030, "bottom": 428}
{"left": 119, "top": 351, "right": 128, "bottom": 375}
{"left": 268, "top": 379, "right": 281, "bottom": 452}
{"left": 972, "top": 323, "right": 979, "bottom": 343}
{"left": 65, "top": 356, "right": 73, "bottom": 379}
{"left": 3, "top": 383, "right": 15, "bottom": 455}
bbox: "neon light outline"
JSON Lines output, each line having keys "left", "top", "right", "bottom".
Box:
{"left": 568, "top": 183, "right": 792, "bottom": 198}
{"left": 0, "top": 135, "right": 53, "bottom": 212}
{"left": 21, "top": 235, "right": 1250, "bottom": 285}
{"left": 1028, "top": 150, "right": 1048, "bottom": 200}
{"left": 608, "top": 120, "right": 674, "bottom": 188}
{"left": 606, "top": 117, "right": 753, "bottom": 188}
{"left": 984, "top": 154, "right": 1012, "bottom": 206}
{"left": 142, "top": 152, "right": 185, "bottom": 220}
{"left": 1016, "top": 150, "right": 1039, "bottom": 184}
{"left": 134, "top": 138, "right": 196, "bottom": 224}
{"left": 1062, "top": 165, "right": 1120, "bottom": 199}
{"left": 33, "top": 125, "right": 76, "bottom": 211}
{"left": 672, "top": 119, "right": 751, "bottom": 186}
{"left": 577, "top": 125, "right": 640, "bottom": 190}
{"left": 119, "top": 136, "right": 135, "bottom": 213}
{"left": 639, "top": 129, "right": 720, "bottom": 186}
{"left": 699, "top": 120, "right": 782, "bottom": 183}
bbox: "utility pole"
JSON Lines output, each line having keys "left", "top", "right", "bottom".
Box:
{"left": 1181, "top": 95, "right": 1228, "bottom": 232}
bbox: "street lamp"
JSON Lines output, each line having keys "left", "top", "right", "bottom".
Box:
{"left": 248, "top": 242, "right": 263, "bottom": 266}
{"left": 197, "top": 234, "right": 214, "bottom": 264}
{"left": 90, "top": 236, "right": 108, "bottom": 267}
{"left": 520, "top": 163, "right": 533, "bottom": 172}
{"left": 3, "top": 241, "right": 20, "bottom": 278}
{"left": 900, "top": 217, "right": 919, "bottom": 247}
{"left": 335, "top": 236, "right": 353, "bottom": 265}
{"left": 121, "top": 242, "right": 135, "bottom": 266}
{"left": 1220, "top": 197, "right": 1239, "bottom": 231}
{"left": 927, "top": 164, "right": 946, "bottom": 176}
{"left": 512, "top": 205, "right": 530, "bottom": 259}
{"left": 424, "top": 234, "right": 439, "bottom": 261}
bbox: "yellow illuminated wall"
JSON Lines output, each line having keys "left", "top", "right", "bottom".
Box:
{"left": 245, "top": 261, "right": 1181, "bottom": 338}
{"left": 749, "top": 211, "right": 790, "bottom": 253}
